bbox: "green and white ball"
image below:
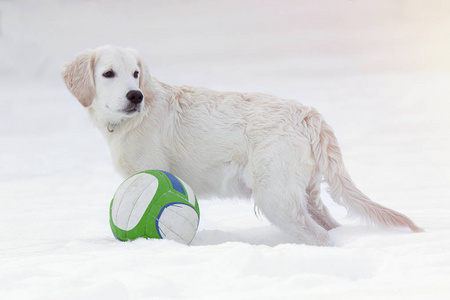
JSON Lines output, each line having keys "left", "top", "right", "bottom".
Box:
{"left": 110, "top": 170, "right": 200, "bottom": 245}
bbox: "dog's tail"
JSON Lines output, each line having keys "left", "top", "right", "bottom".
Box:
{"left": 305, "top": 108, "right": 423, "bottom": 232}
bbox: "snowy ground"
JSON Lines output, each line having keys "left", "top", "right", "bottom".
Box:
{"left": 1, "top": 0, "right": 450, "bottom": 299}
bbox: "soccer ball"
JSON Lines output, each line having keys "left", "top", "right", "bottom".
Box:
{"left": 109, "top": 170, "right": 200, "bottom": 245}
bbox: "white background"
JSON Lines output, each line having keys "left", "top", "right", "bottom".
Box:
{"left": 1, "top": 0, "right": 449, "bottom": 299}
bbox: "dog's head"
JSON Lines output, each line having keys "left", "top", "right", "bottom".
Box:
{"left": 62, "top": 46, "right": 149, "bottom": 121}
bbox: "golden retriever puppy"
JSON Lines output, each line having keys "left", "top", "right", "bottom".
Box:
{"left": 62, "top": 45, "right": 423, "bottom": 245}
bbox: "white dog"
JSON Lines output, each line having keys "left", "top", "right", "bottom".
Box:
{"left": 62, "top": 45, "right": 422, "bottom": 245}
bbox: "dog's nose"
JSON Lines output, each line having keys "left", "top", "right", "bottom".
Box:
{"left": 126, "top": 90, "right": 143, "bottom": 104}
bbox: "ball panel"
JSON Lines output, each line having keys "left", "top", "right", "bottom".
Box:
{"left": 111, "top": 173, "right": 159, "bottom": 231}
{"left": 156, "top": 203, "right": 200, "bottom": 244}
{"left": 158, "top": 170, "right": 186, "bottom": 195}
{"left": 111, "top": 174, "right": 143, "bottom": 222}
{"left": 127, "top": 179, "right": 159, "bottom": 230}
{"left": 111, "top": 217, "right": 150, "bottom": 241}
{"left": 143, "top": 190, "right": 190, "bottom": 239}
{"left": 177, "top": 177, "right": 197, "bottom": 207}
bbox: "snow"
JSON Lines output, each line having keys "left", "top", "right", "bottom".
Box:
{"left": 1, "top": 0, "right": 450, "bottom": 299}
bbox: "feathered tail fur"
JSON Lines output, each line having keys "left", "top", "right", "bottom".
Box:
{"left": 306, "top": 109, "right": 424, "bottom": 232}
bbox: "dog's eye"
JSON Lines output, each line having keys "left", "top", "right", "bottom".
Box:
{"left": 133, "top": 71, "right": 139, "bottom": 79}
{"left": 103, "top": 70, "right": 115, "bottom": 78}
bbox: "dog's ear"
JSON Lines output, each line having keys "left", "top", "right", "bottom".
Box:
{"left": 137, "top": 58, "right": 147, "bottom": 89}
{"left": 62, "top": 50, "right": 96, "bottom": 107}
{"left": 135, "top": 53, "right": 154, "bottom": 103}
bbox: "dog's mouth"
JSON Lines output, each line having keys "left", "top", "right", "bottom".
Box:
{"left": 122, "top": 103, "right": 142, "bottom": 115}
{"left": 105, "top": 103, "right": 142, "bottom": 117}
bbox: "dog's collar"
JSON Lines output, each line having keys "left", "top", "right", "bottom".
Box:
{"left": 107, "top": 122, "right": 120, "bottom": 133}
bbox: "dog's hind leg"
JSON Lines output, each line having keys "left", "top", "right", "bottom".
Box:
{"left": 250, "top": 143, "right": 331, "bottom": 246}
{"left": 306, "top": 168, "right": 341, "bottom": 231}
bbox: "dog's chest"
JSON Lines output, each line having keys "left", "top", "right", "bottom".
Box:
{"left": 108, "top": 129, "right": 166, "bottom": 177}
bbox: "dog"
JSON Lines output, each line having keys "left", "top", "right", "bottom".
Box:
{"left": 62, "top": 45, "right": 423, "bottom": 245}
